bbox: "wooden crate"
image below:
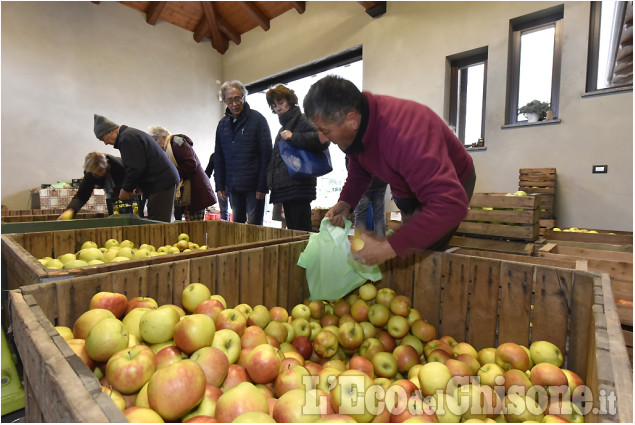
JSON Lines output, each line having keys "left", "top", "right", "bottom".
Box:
{"left": 540, "top": 218, "right": 557, "bottom": 236}
{"left": 519, "top": 168, "right": 556, "bottom": 195}
{"left": 1, "top": 220, "right": 308, "bottom": 290}
{"left": 448, "top": 235, "right": 535, "bottom": 255}
{"left": 8, "top": 246, "right": 632, "bottom": 422}
{"left": 538, "top": 243, "right": 633, "bottom": 325}
{"left": 543, "top": 228, "right": 633, "bottom": 245}
{"left": 457, "top": 193, "right": 541, "bottom": 241}
{"left": 2, "top": 212, "right": 107, "bottom": 222}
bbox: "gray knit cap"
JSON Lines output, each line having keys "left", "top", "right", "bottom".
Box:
{"left": 94, "top": 114, "right": 119, "bottom": 138}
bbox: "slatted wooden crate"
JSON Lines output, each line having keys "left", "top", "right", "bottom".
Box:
{"left": 540, "top": 218, "right": 557, "bottom": 236}
{"left": 456, "top": 193, "right": 541, "bottom": 241}
{"left": 7, "top": 246, "right": 632, "bottom": 422}
{"left": 1, "top": 220, "right": 308, "bottom": 291}
{"left": 2, "top": 212, "right": 107, "bottom": 222}
{"left": 519, "top": 168, "right": 556, "bottom": 219}
{"left": 1, "top": 208, "right": 72, "bottom": 217}
{"left": 543, "top": 228, "right": 633, "bottom": 246}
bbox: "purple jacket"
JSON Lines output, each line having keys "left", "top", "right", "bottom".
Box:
{"left": 340, "top": 92, "right": 474, "bottom": 257}
{"left": 170, "top": 135, "right": 217, "bottom": 212}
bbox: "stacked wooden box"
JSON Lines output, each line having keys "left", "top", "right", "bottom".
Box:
{"left": 519, "top": 168, "right": 556, "bottom": 235}
{"left": 456, "top": 193, "right": 541, "bottom": 242}
{"left": 7, "top": 246, "right": 632, "bottom": 422}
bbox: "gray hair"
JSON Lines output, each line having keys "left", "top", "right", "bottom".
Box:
{"left": 303, "top": 75, "right": 364, "bottom": 124}
{"left": 84, "top": 152, "right": 108, "bottom": 173}
{"left": 219, "top": 80, "right": 248, "bottom": 102}
{"left": 147, "top": 125, "right": 170, "bottom": 141}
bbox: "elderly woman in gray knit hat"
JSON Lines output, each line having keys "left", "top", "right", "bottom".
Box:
{"left": 94, "top": 114, "right": 179, "bottom": 222}
{"left": 147, "top": 126, "right": 217, "bottom": 221}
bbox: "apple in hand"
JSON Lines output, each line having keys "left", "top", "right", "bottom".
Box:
{"left": 215, "top": 381, "right": 271, "bottom": 422}
{"left": 106, "top": 344, "right": 156, "bottom": 394}
{"left": 173, "top": 314, "right": 215, "bottom": 354}
{"left": 147, "top": 359, "right": 207, "bottom": 421}
{"left": 85, "top": 318, "right": 129, "bottom": 363}
{"left": 90, "top": 291, "right": 128, "bottom": 318}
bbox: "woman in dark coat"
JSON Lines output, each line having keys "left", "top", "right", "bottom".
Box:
{"left": 266, "top": 84, "right": 330, "bottom": 231}
{"left": 148, "top": 126, "right": 217, "bottom": 221}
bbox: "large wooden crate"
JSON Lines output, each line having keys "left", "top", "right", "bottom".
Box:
{"left": 538, "top": 243, "right": 633, "bottom": 353}
{"left": 8, "top": 245, "right": 632, "bottom": 422}
{"left": 457, "top": 193, "right": 541, "bottom": 241}
{"left": 1, "top": 220, "right": 308, "bottom": 290}
{"left": 2, "top": 211, "right": 107, "bottom": 222}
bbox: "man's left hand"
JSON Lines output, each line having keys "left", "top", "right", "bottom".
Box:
{"left": 256, "top": 191, "right": 266, "bottom": 200}
{"left": 352, "top": 233, "right": 397, "bottom": 266}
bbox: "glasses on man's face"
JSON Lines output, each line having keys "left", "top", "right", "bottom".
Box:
{"left": 224, "top": 96, "right": 244, "bottom": 106}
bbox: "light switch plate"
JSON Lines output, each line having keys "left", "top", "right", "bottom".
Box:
{"left": 592, "top": 165, "right": 608, "bottom": 173}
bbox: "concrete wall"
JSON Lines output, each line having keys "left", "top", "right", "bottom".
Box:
{"left": 1, "top": 1, "right": 222, "bottom": 209}
{"left": 223, "top": 1, "right": 633, "bottom": 231}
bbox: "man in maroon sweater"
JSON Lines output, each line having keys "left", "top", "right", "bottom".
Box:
{"left": 304, "top": 76, "right": 476, "bottom": 266}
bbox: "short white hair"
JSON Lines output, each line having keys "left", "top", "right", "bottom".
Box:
{"left": 147, "top": 125, "right": 170, "bottom": 141}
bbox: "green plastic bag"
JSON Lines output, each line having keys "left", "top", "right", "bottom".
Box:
{"left": 298, "top": 217, "right": 382, "bottom": 301}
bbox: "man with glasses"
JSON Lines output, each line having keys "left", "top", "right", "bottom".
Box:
{"left": 214, "top": 80, "right": 272, "bottom": 225}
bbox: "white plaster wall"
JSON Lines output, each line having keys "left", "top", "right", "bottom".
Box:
{"left": 223, "top": 1, "right": 633, "bottom": 231}
{"left": 1, "top": 1, "right": 223, "bottom": 209}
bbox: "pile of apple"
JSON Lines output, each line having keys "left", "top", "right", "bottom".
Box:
{"left": 56, "top": 283, "right": 588, "bottom": 423}
{"left": 551, "top": 228, "right": 601, "bottom": 234}
{"left": 38, "top": 233, "right": 207, "bottom": 270}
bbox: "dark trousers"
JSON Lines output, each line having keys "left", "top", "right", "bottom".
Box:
{"left": 282, "top": 199, "right": 313, "bottom": 232}
{"left": 393, "top": 167, "right": 476, "bottom": 251}
{"left": 146, "top": 185, "right": 176, "bottom": 223}
{"left": 220, "top": 193, "right": 230, "bottom": 221}
{"left": 230, "top": 190, "right": 265, "bottom": 225}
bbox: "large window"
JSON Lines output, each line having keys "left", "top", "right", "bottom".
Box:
{"left": 587, "top": 1, "right": 633, "bottom": 92}
{"left": 507, "top": 6, "right": 563, "bottom": 124}
{"left": 448, "top": 48, "right": 488, "bottom": 147}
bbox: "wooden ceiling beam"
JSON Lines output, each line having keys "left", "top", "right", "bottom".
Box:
{"left": 358, "top": 1, "right": 386, "bottom": 18}
{"left": 146, "top": 1, "right": 167, "bottom": 25}
{"left": 201, "top": 1, "right": 228, "bottom": 54}
{"left": 239, "top": 1, "right": 270, "bottom": 31}
{"left": 193, "top": 10, "right": 240, "bottom": 46}
{"left": 290, "top": 1, "right": 306, "bottom": 14}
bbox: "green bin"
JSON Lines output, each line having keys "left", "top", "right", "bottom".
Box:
{"left": 1, "top": 214, "right": 161, "bottom": 234}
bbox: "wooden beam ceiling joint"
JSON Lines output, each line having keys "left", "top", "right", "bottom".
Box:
{"left": 240, "top": 1, "right": 271, "bottom": 31}
{"left": 201, "top": 1, "right": 228, "bottom": 54}
{"left": 146, "top": 1, "right": 166, "bottom": 25}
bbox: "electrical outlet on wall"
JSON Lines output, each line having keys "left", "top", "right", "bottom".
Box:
{"left": 592, "top": 165, "right": 608, "bottom": 174}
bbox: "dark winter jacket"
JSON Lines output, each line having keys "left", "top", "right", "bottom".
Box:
{"left": 169, "top": 134, "right": 217, "bottom": 212}
{"left": 267, "top": 106, "right": 329, "bottom": 204}
{"left": 67, "top": 154, "right": 123, "bottom": 213}
{"left": 214, "top": 103, "right": 272, "bottom": 194}
{"left": 114, "top": 125, "right": 180, "bottom": 195}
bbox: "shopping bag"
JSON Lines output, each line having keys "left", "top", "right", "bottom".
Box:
{"left": 279, "top": 141, "right": 333, "bottom": 178}
{"left": 297, "top": 217, "right": 382, "bottom": 301}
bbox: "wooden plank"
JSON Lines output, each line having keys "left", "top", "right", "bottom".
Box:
{"left": 263, "top": 245, "right": 280, "bottom": 308}
{"left": 412, "top": 251, "right": 443, "bottom": 329}
{"left": 544, "top": 239, "right": 632, "bottom": 253}
{"left": 543, "top": 229, "right": 633, "bottom": 245}
{"left": 551, "top": 245, "right": 633, "bottom": 262}
{"left": 457, "top": 221, "right": 538, "bottom": 240}
{"left": 530, "top": 266, "right": 572, "bottom": 355}
{"left": 290, "top": 241, "right": 309, "bottom": 305}
{"left": 189, "top": 256, "right": 214, "bottom": 292}
{"left": 451, "top": 248, "right": 578, "bottom": 268}
{"left": 239, "top": 248, "right": 264, "bottom": 307}
{"left": 566, "top": 272, "right": 595, "bottom": 379}
{"left": 391, "top": 255, "right": 414, "bottom": 301}
{"left": 449, "top": 235, "right": 534, "bottom": 255}
{"left": 216, "top": 252, "right": 240, "bottom": 308}
{"left": 440, "top": 254, "right": 470, "bottom": 341}
{"left": 497, "top": 261, "right": 534, "bottom": 346}
{"left": 55, "top": 276, "right": 103, "bottom": 326}
{"left": 612, "top": 279, "right": 633, "bottom": 301}
{"left": 171, "top": 259, "right": 191, "bottom": 306}
{"left": 465, "top": 257, "right": 500, "bottom": 350}
{"left": 145, "top": 263, "right": 173, "bottom": 306}
{"left": 53, "top": 230, "right": 76, "bottom": 258}
{"left": 468, "top": 193, "right": 540, "bottom": 209}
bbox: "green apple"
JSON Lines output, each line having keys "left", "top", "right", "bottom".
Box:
{"left": 477, "top": 362, "right": 505, "bottom": 388}
{"left": 430, "top": 392, "right": 462, "bottom": 423}
{"left": 358, "top": 283, "right": 377, "bottom": 301}
{"left": 529, "top": 340, "right": 563, "bottom": 367}
{"left": 122, "top": 307, "right": 152, "bottom": 341}
{"left": 212, "top": 328, "right": 241, "bottom": 364}
{"left": 85, "top": 318, "right": 129, "bottom": 363}
{"left": 139, "top": 307, "right": 181, "bottom": 344}
{"left": 291, "top": 303, "right": 311, "bottom": 321}
{"left": 116, "top": 247, "right": 135, "bottom": 259}
{"left": 181, "top": 282, "right": 212, "bottom": 313}
{"left": 77, "top": 247, "right": 104, "bottom": 262}
{"left": 81, "top": 240, "right": 98, "bottom": 250}
{"left": 371, "top": 351, "right": 398, "bottom": 379}
{"left": 44, "top": 258, "right": 64, "bottom": 269}
{"left": 503, "top": 393, "right": 544, "bottom": 422}
{"left": 134, "top": 249, "right": 150, "bottom": 259}
{"left": 63, "top": 259, "right": 89, "bottom": 269}
{"left": 120, "top": 239, "right": 135, "bottom": 249}
{"left": 418, "top": 361, "right": 453, "bottom": 397}
{"left": 104, "top": 239, "right": 119, "bottom": 249}
{"left": 58, "top": 252, "right": 77, "bottom": 264}
{"left": 178, "top": 233, "right": 190, "bottom": 242}
{"left": 139, "top": 243, "right": 156, "bottom": 252}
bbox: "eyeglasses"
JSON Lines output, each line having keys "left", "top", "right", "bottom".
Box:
{"left": 224, "top": 96, "right": 244, "bottom": 106}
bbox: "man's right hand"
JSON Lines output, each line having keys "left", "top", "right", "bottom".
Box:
{"left": 218, "top": 191, "right": 227, "bottom": 201}
{"left": 326, "top": 201, "right": 351, "bottom": 228}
